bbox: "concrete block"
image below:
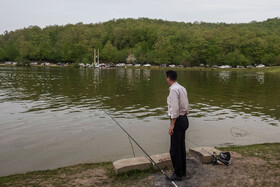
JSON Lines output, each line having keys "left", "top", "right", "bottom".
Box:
{"left": 189, "top": 147, "right": 221, "bottom": 164}
{"left": 113, "top": 157, "right": 151, "bottom": 174}
{"left": 150, "top": 153, "right": 172, "bottom": 169}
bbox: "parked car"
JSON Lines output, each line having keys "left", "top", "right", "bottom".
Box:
{"left": 256, "top": 64, "right": 265, "bottom": 68}
{"left": 169, "top": 64, "right": 176, "bottom": 68}
{"left": 246, "top": 65, "right": 254, "bottom": 68}
{"left": 236, "top": 65, "right": 245, "bottom": 68}
{"left": 30, "top": 62, "right": 38, "bottom": 65}
{"left": 99, "top": 63, "right": 106, "bottom": 68}
{"left": 177, "top": 65, "right": 184, "bottom": 68}
{"left": 126, "top": 64, "right": 133, "bottom": 67}
{"left": 79, "top": 63, "right": 85, "bottom": 68}
{"left": 212, "top": 65, "right": 219, "bottom": 68}
{"left": 86, "top": 64, "right": 93, "bottom": 68}
{"left": 219, "top": 65, "right": 232, "bottom": 69}
{"left": 160, "top": 64, "right": 167, "bottom": 67}
{"left": 134, "top": 64, "right": 141, "bottom": 67}
{"left": 116, "top": 63, "right": 125, "bottom": 67}
{"left": 41, "top": 62, "right": 50, "bottom": 66}
{"left": 143, "top": 64, "right": 151, "bottom": 67}
{"left": 57, "top": 62, "right": 63, "bottom": 66}
{"left": 107, "top": 64, "right": 115, "bottom": 68}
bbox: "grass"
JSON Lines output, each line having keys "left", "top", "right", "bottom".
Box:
{"left": 0, "top": 161, "right": 158, "bottom": 186}
{"left": 219, "top": 143, "right": 280, "bottom": 161}
{"left": 1, "top": 143, "right": 280, "bottom": 186}
{"left": 0, "top": 162, "right": 112, "bottom": 186}
{"left": 108, "top": 167, "right": 157, "bottom": 181}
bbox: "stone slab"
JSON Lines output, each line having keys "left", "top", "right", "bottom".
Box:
{"left": 150, "top": 153, "right": 172, "bottom": 169}
{"left": 113, "top": 157, "right": 151, "bottom": 174}
{"left": 189, "top": 147, "right": 221, "bottom": 164}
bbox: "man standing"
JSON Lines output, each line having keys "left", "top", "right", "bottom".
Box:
{"left": 166, "top": 70, "right": 189, "bottom": 181}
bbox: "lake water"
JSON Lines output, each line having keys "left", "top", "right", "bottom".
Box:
{"left": 0, "top": 66, "right": 280, "bottom": 176}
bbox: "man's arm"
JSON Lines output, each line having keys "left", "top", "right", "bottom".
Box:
{"left": 168, "top": 89, "right": 179, "bottom": 135}
{"left": 169, "top": 118, "right": 177, "bottom": 135}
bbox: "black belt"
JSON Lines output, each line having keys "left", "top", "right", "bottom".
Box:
{"left": 178, "top": 114, "right": 187, "bottom": 118}
{"left": 169, "top": 114, "right": 187, "bottom": 120}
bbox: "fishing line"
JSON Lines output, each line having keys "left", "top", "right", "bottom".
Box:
{"left": 103, "top": 110, "right": 178, "bottom": 187}
{"left": 185, "top": 136, "right": 231, "bottom": 166}
{"left": 127, "top": 134, "right": 135, "bottom": 157}
{"left": 185, "top": 137, "right": 216, "bottom": 156}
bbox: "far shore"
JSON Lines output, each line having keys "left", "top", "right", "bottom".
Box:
{"left": 1, "top": 63, "right": 280, "bottom": 73}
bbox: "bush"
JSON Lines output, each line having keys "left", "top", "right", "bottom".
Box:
{"left": 126, "top": 54, "right": 136, "bottom": 64}
{"left": 15, "top": 58, "right": 30, "bottom": 67}
{"left": 71, "top": 62, "right": 80, "bottom": 68}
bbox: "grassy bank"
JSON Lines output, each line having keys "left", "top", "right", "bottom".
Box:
{"left": 220, "top": 143, "right": 280, "bottom": 161}
{"left": 0, "top": 161, "right": 156, "bottom": 187}
{"left": 0, "top": 143, "right": 279, "bottom": 186}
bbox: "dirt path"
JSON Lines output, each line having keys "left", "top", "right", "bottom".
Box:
{"left": 150, "top": 151, "right": 279, "bottom": 187}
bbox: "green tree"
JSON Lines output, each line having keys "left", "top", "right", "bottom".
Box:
{"left": 101, "top": 41, "right": 118, "bottom": 62}
{"left": 1, "top": 17, "right": 280, "bottom": 66}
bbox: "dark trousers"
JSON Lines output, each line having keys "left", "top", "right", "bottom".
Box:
{"left": 170, "top": 115, "right": 189, "bottom": 177}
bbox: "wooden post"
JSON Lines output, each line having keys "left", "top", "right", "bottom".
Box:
{"left": 94, "top": 49, "right": 96, "bottom": 64}
{"left": 97, "top": 49, "right": 100, "bottom": 64}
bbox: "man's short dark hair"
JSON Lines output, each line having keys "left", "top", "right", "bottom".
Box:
{"left": 166, "top": 70, "right": 177, "bottom": 81}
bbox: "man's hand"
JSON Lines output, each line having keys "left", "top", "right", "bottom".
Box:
{"left": 169, "top": 118, "right": 177, "bottom": 135}
{"left": 169, "top": 124, "right": 174, "bottom": 135}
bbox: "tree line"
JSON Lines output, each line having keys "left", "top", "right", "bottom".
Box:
{"left": 0, "top": 17, "right": 280, "bottom": 66}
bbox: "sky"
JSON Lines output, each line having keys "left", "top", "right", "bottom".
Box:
{"left": 0, "top": 0, "right": 279, "bottom": 33}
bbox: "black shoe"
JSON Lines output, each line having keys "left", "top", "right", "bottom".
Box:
{"left": 166, "top": 173, "right": 182, "bottom": 181}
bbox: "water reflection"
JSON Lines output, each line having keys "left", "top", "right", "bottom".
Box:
{"left": 0, "top": 67, "right": 279, "bottom": 124}
{"left": 126, "top": 68, "right": 133, "bottom": 84}
{"left": 218, "top": 71, "right": 231, "bottom": 82}
{"left": 143, "top": 69, "right": 151, "bottom": 80}
{"left": 116, "top": 68, "right": 125, "bottom": 78}
{"left": 134, "top": 69, "right": 141, "bottom": 79}
{"left": 256, "top": 72, "right": 265, "bottom": 84}
{"left": 93, "top": 69, "right": 100, "bottom": 84}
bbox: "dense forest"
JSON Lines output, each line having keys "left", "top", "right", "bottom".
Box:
{"left": 0, "top": 18, "right": 280, "bottom": 66}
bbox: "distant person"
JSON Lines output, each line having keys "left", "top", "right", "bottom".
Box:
{"left": 165, "top": 70, "right": 190, "bottom": 181}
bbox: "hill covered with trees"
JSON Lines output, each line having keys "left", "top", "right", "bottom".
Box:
{"left": 0, "top": 18, "right": 280, "bottom": 66}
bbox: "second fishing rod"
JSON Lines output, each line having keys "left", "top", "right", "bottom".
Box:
{"left": 103, "top": 110, "right": 179, "bottom": 187}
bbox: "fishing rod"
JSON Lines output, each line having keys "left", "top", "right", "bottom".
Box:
{"left": 103, "top": 110, "right": 178, "bottom": 187}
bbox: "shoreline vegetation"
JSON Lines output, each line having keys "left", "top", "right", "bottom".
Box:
{"left": 0, "top": 143, "right": 279, "bottom": 186}
{"left": 1, "top": 18, "right": 280, "bottom": 67}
